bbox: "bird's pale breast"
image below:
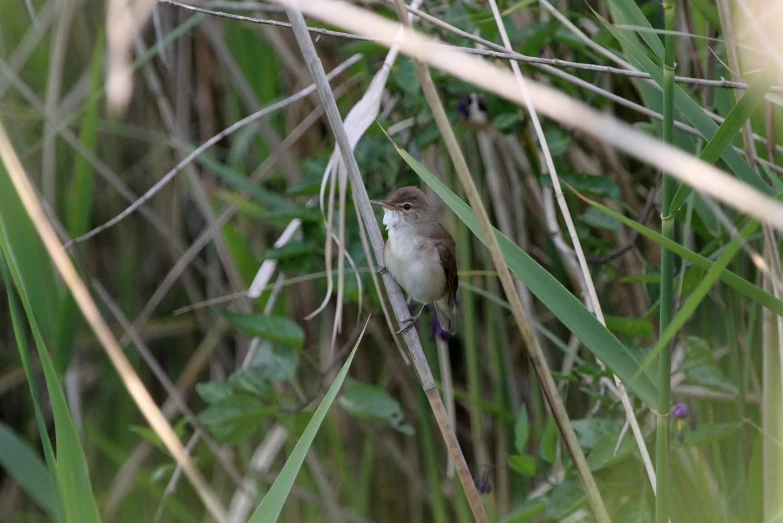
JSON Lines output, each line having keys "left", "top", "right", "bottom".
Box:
{"left": 385, "top": 231, "right": 446, "bottom": 304}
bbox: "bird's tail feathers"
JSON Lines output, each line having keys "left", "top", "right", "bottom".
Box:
{"left": 434, "top": 298, "right": 456, "bottom": 334}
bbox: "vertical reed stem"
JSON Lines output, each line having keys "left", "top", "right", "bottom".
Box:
{"left": 656, "top": 1, "right": 677, "bottom": 522}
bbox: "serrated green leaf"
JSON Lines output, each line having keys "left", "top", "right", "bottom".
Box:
{"left": 682, "top": 337, "right": 737, "bottom": 394}
{"left": 218, "top": 310, "right": 305, "bottom": 349}
{"left": 248, "top": 344, "right": 300, "bottom": 382}
{"left": 339, "top": 380, "right": 413, "bottom": 435}
{"left": 198, "top": 395, "right": 276, "bottom": 444}
{"left": 571, "top": 418, "right": 623, "bottom": 450}
{"left": 195, "top": 381, "right": 233, "bottom": 404}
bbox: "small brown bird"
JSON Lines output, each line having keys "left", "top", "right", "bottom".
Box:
{"left": 371, "top": 186, "right": 458, "bottom": 334}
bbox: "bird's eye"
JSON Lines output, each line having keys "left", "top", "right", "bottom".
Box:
{"left": 402, "top": 203, "right": 412, "bottom": 210}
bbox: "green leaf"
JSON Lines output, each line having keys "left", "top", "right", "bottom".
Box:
{"left": 514, "top": 405, "right": 530, "bottom": 455}
{"left": 247, "top": 320, "right": 366, "bottom": 523}
{"left": 390, "top": 141, "right": 659, "bottom": 409}
{"left": 493, "top": 112, "right": 520, "bottom": 132}
{"left": 606, "top": 0, "right": 664, "bottom": 58}
{"left": 571, "top": 418, "right": 623, "bottom": 450}
{"left": 681, "top": 337, "right": 737, "bottom": 394}
{"left": 507, "top": 454, "right": 537, "bottom": 476}
{"left": 573, "top": 192, "right": 783, "bottom": 317}
{"left": 670, "top": 74, "right": 776, "bottom": 213}
{"left": 198, "top": 395, "right": 276, "bottom": 444}
{"left": 540, "top": 416, "right": 558, "bottom": 463}
{"left": 580, "top": 206, "right": 619, "bottom": 232}
{"left": 0, "top": 167, "right": 57, "bottom": 343}
{"left": 0, "top": 422, "right": 56, "bottom": 516}
{"left": 195, "top": 381, "right": 234, "bottom": 404}
{"left": 586, "top": 430, "right": 637, "bottom": 472}
{"left": 229, "top": 367, "right": 274, "bottom": 397}
{"left": 0, "top": 226, "right": 101, "bottom": 523}
{"left": 218, "top": 310, "right": 305, "bottom": 349}
{"left": 339, "top": 380, "right": 414, "bottom": 435}
{"left": 546, "top": 479, "right": 587, "bottom": 520}
{"left": 248, "top": 344, "right": 300, "bottom": 382}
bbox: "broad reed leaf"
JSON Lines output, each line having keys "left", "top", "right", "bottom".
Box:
{"left": 392, "top": 144, "right": 659, "bottom": 409}
{"left": 0, "top": 422, "right": 56, "bottom": 516}
{"left": 0, "top": 224, "right": 101, "bottom": 523}
{"left": 247, "top": 320, "right": 366, "bottom": 523}
{"left": 0, "top": 169, "right": 57, "bottom": 339}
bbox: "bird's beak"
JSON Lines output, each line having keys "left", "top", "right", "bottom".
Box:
{"left": 370, "top": 199, "right": 394, "bottom": 210}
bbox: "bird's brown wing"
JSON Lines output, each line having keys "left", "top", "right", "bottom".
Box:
{"left": 436, "top": 226, "right": 458, "bottom": 309}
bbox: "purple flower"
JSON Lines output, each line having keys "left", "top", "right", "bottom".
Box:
{"left": 474, "top": 469, "right": 492, "bottom": 495}
{"left": 672, "top": 403, "right": 688, "bottom": 419}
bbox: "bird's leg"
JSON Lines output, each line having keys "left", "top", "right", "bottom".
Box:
{"left": 396, "top": 304, "right": 427, "bottom": 334}
{"left": 377, "top": 265, "right": 388, "bottom": 275}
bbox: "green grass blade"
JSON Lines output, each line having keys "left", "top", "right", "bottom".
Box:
{"left": 0, "top": 168, "right": 58, "bottom": 340}
{"left": 572, "top": 191, "right": 783, "bottom": 316}
{"left": 0, "top": 421, "right": 57, "bottom": 516}
{"left": 607, "top": 0, "right": 665, "bottom": 58}
{"left": 1, "top": 238, "right": 63, "bottom": 522}
{"left": 246, "top": 319, "right": 368, "bottom": 523}
{"left": 391, "top": 143, "right": 659, "bottom": 410}
{"left": 0, "top": 222, "right": 101, "bottom": 523}
{"left": 670, "top": 74, "right": 775, "bottom": 213}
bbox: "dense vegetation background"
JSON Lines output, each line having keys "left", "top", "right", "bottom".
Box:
{"left": 0, "top": 0, "right": 782, "bottom": 522}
